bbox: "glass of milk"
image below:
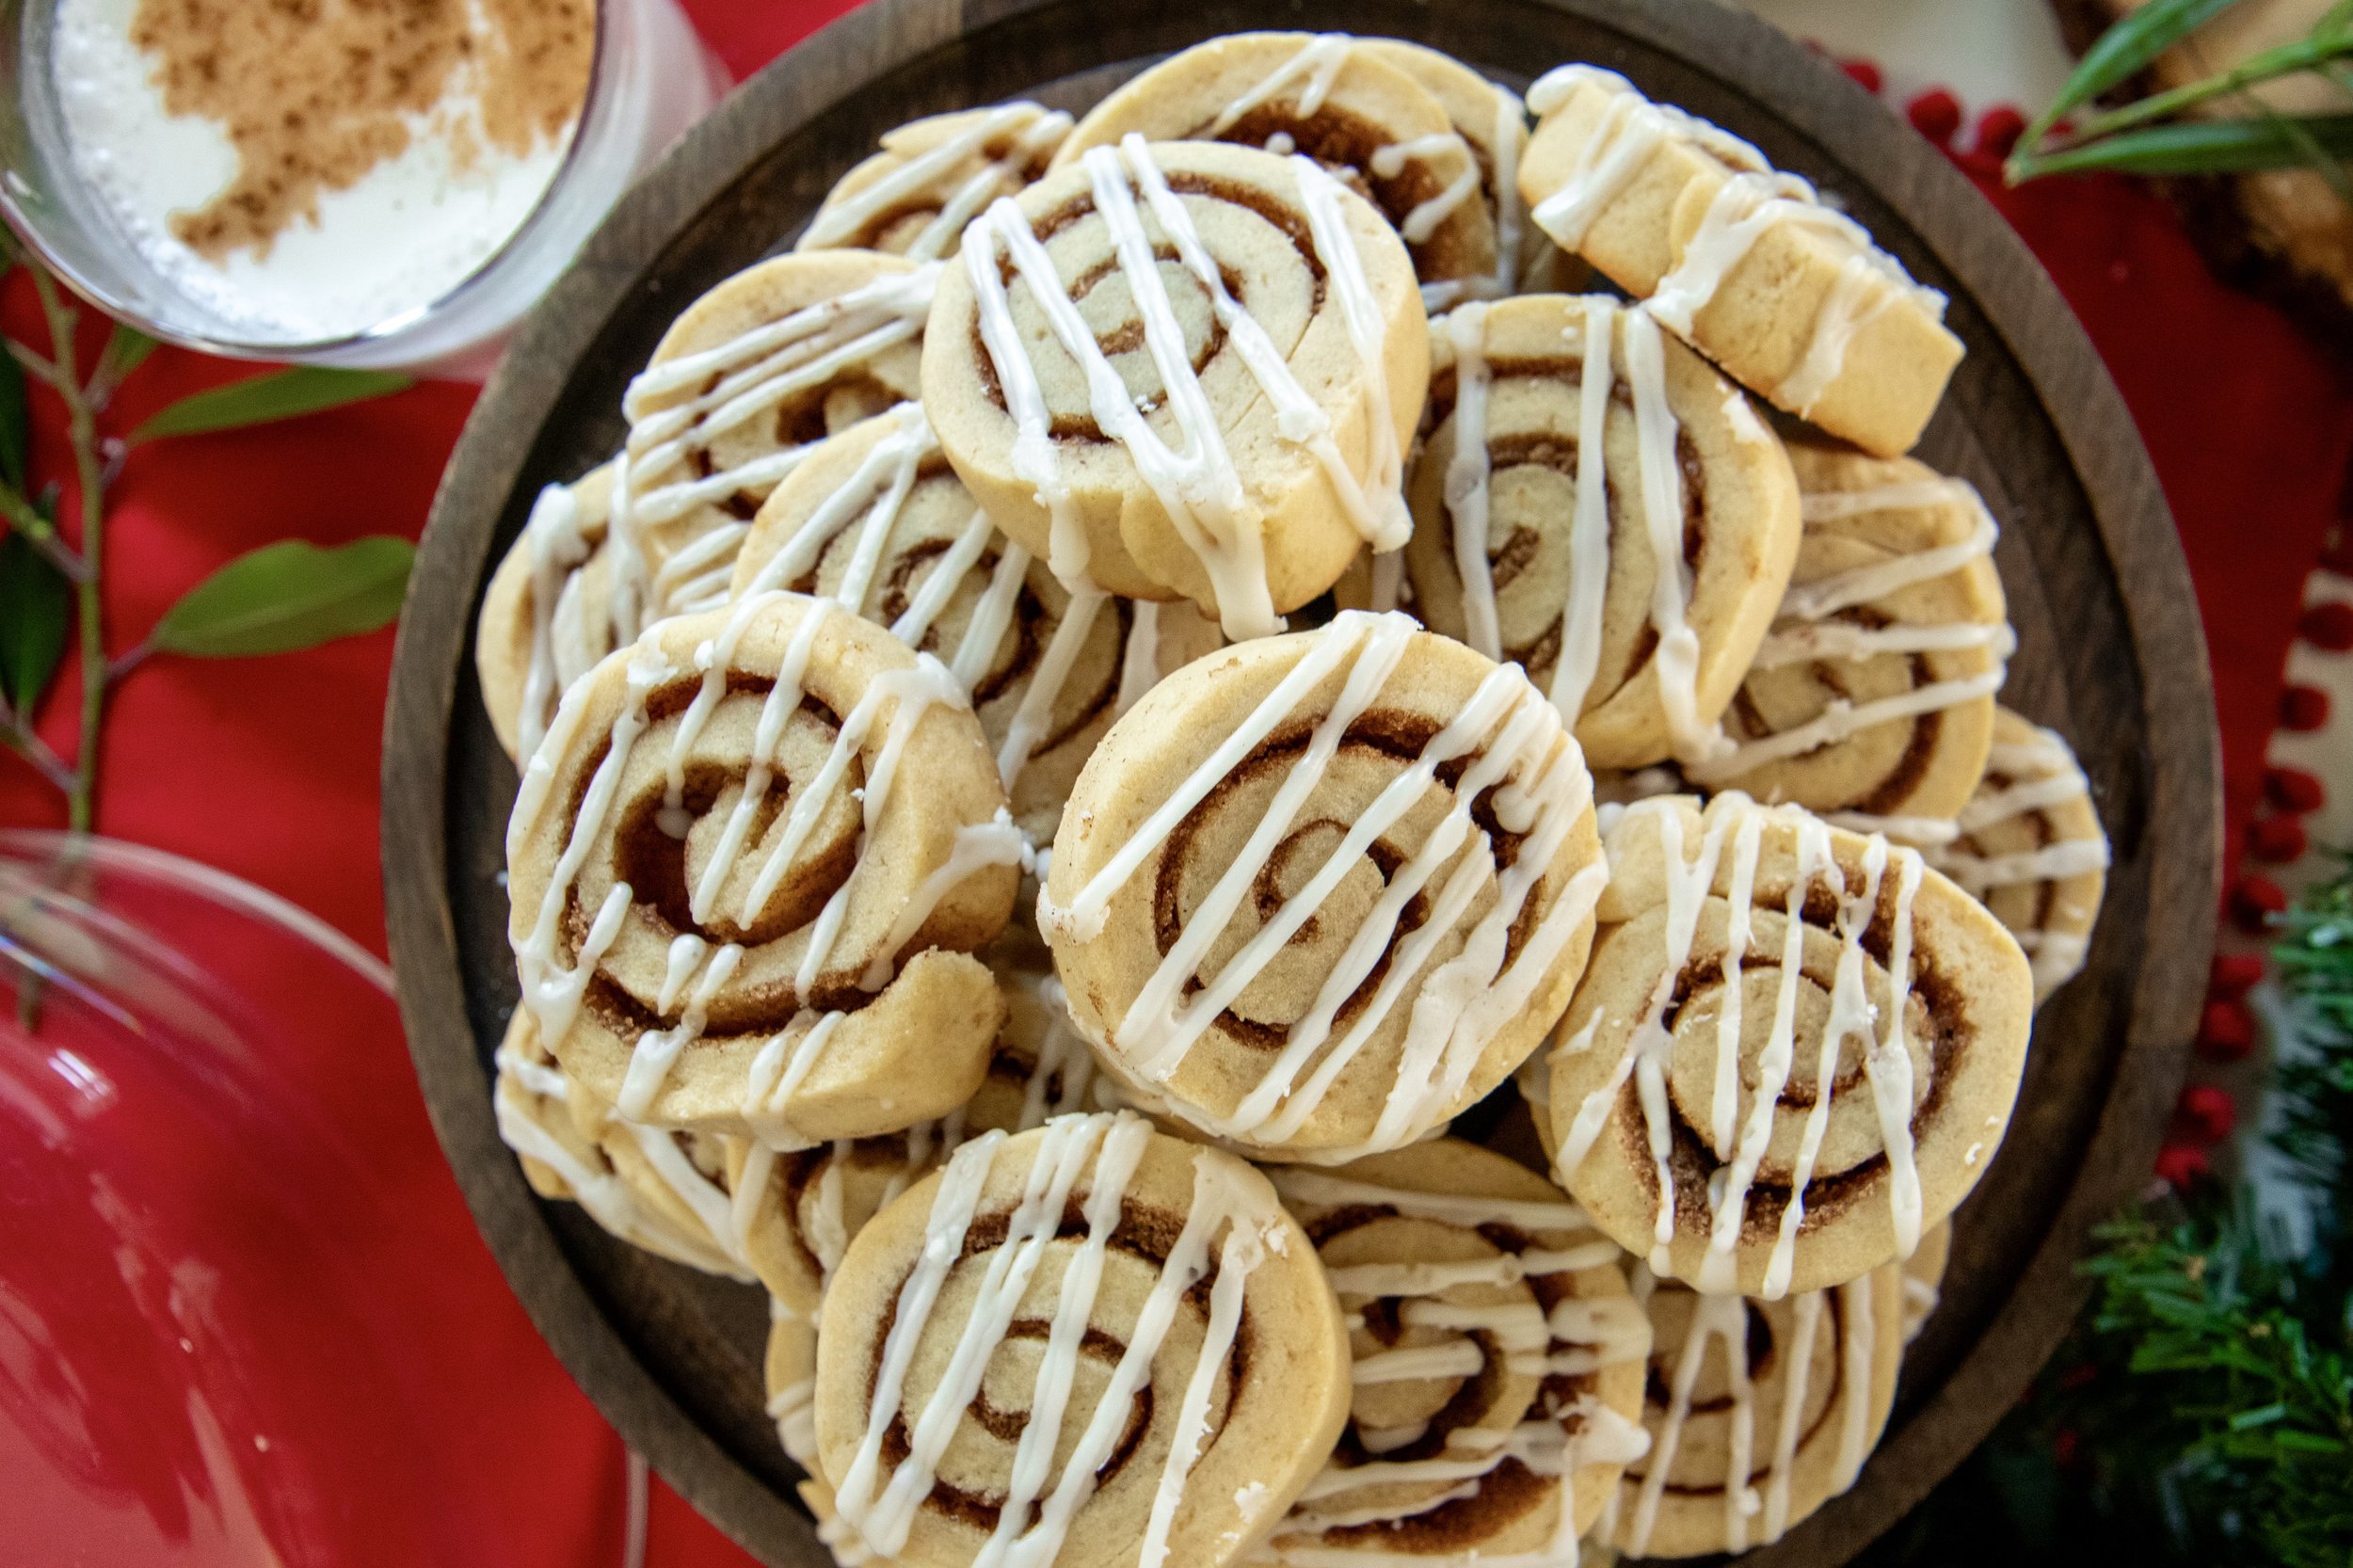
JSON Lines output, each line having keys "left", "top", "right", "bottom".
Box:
{"left": 0, "top": 0, "right": 725, "bottom": 375}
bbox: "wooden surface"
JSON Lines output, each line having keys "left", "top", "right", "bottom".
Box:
{"left": 381, "top": 0, "right": 2221, "bottom": 1562}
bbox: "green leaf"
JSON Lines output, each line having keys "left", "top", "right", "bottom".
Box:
{"left": 2009, "top": 112, "right": 2353, "bottom": 176}
{"left": 89, "top": 322, "right": 157, "bottom": 404}
{"left": 150, "top": 536, "right": 413, "bottom": 658}
{"left": 128, "top": 366, "right": 411, "bottom": 443}
{"left": 2031, "top": 0, "right": 2251, "bottom": 144}
{"left": 0, "top": 529, "right": 70, "bottom": 713}
{"left": 0, "top": 347, "right": 26, "bottom": 493}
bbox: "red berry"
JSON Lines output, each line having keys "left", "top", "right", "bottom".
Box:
{"left": 1841, "top": 58, "right": 1883, "bottom": 95}
{"left": 2198, "top": 998, "right": 2257, "bottom": 1060}
{"left": 2052, "top": 1427, "right": 2081, "bottom": 1465}
{"left": 2056, "top": 1362, "right": 2098, "bottom": 1392}
{"left": 2177, "top": 1084, "right": 2238, "bottom": 1144}
{"left": 1976, "top": 104, "right": 2027, "bottom": 158}
{"left": 2249, "top": 814, "right": 2309, "bottom": 863}
{"left": 2233, "top": 875, "right": 2290, "bottom": 933}
{"left": 2209, "top": 952, "right": 2265, "bottom": 998}
{"left": 1908, "top": 88, "right": 1963, "bottom": 146}
{"left": 2265, "top": 766, "right": 2326, "bottom": 813}
{"left": 2153, "top": 1143, "right": 2210, "bottom": 1189}
{"left": 2321, "top": 525, "right": 2353, "bottom": 576}
{"left": 2301, "top": 601, "right": 2353, "bottom": 651}
{"left": 2281, "top": 684, "right": 2331, "bottom": 731}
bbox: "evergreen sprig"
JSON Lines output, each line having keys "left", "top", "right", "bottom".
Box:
{"left": 1867, "top": 863, "right": 2353, "bottom": 1567}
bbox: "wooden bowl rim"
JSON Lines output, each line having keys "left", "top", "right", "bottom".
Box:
{"left": 383, "top": 0, "right": 2218, "bottom": 1561}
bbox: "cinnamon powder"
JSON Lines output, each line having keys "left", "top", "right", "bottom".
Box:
{"left": 130, "top": 0, "right": 595, "bottom": 260}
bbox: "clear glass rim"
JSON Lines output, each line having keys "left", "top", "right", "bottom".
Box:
{"left": 0, "top": 829, "right": 393, "bottom": 996}
{"left": 0, "top": 0, "right": 617, "bottom": 360}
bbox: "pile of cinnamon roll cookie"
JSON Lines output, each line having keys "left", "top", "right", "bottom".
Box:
{"left": 474, "top": 32, "right": 2111, "bottom": 1566}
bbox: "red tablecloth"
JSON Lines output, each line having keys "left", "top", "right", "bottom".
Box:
{"left": 3, "top": 4, "right": 2346, "bottom": 1564}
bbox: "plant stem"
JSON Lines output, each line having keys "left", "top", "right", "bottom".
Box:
{"left": 26, "top": 263, "right": 106, "bottom": 835}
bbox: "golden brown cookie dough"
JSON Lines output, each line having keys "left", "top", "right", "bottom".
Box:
{"left": 1932, "top": 709, "right": 2108, "bottom": 1002}
{"left": 507, "top": 594, "right": 1016, "bottom": 1137}
{"left": 1258, "top": 1141, "right": 1651, "bottom": 1563}
{"left": 732, "top": 406, "right": 1220, "bottom": 843}
{"left": 923, "top": 138, "right": 1426, "bottom": 636}
{"left": 1687, "top": 441, "right": 2009, "bottom": 823}
{"left": 1608, "top": 1259, "right": 1903, "bottom": 1557}
{"left": 1546, "top": 793, "right": 2032, "bottom": 1297}
{"left": 476, "top": 460, "right": 619, "bottom": 762}
{"left": 1060, "top": 33, "right": 1498, "bottom": 292}
{"left": 1406, "top": 294, "right": 1800, "bottom": 769}
{"left": 1043, "top": 612, "right": 1606, "bottom": 1163}
{"left": 813, "top": 1112, "right": 1351, "bottom": 1568}
{"left": 1519, "top": 66, "right": 1962, "bottom": 456}
{"left": 616, "top": 249, "right": 932, "bottom": 625}
{"left": 729, "top": 966, "right": 1107, "bottom": 1309}
{"left": 798, "top": 103, "right": 1073, "bottom": 261}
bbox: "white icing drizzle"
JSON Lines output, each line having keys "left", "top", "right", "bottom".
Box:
{"left": 1556, "top": 797, "right": 1927, "bottom": 1298}
{"left": 1622, "top": 1267, "right": 1878, "bottom": 1557}
{"left": 617, "top": 263, "right": 939, "bottom": 580}
{"left": 1525, "top": 65, "right": 1945, "bottom": 418}
{"left": 832, "top": 1112, "right": 1277, "bottom": 1568}
{"left": 804, "top": 103, "right": 1075, "bottom": 261}
{"left": 511, "top": 590, "right": 999, "bottom": 1140}
{"left": 1489, "top": 83, "right": 1528, "bottom": 297}
{"left": 1526, "top": 66, "right": 1769, "bottom": 251}
{"left": 517, "top": 474, "right": 605, "bottom": 762}
{"left": 767, "top": 1300, "right": 819, "bottom": 1466}
{"left": 491, "top": 1034, "right": 744, "bottom": 1276}
{"left": 1206, "top": 33, "right": 1355, "bottom": 136}
{"left": 1900, "top": 1272, "right": 1941, "bottom": 1343}
{"left": 1041, "top": 611, "right": 1606, "bottom": 1160}
{"left": 1822, "top": 810, "right": 1962, "bottom": 848}
{"left": 1688, "top": 477, "right": 2008, "bottom": 786}
{"left": 1441, "top": 303, "right": 1502, "bottom": 660}
{"left": 1444, "top": 300, "right": 1712, "bottom": 759}
{"left": 1645, "top": 168, "right": 1943, "bottom": 415}
{"left": 957, "top": 135, "right": 1408, "bottom": 632}
{"left": 1369, "top": 132, "right": 1481, "bottom": 245}
{"left": 1932, "top": 720, "right": 2107, "bottom": 987}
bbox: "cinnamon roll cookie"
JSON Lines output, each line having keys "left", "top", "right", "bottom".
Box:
{"left": 1405, "top": 294, "right": 1801, "bottom": 769}
{"left": 1518, "top": 67, "right": 1963, "bottom": 456}
{"left": 1686, "top": 442, "right": 2009, "bottom": 823}
{"left": 1059, "top": 33, "right": 1498, "bottom": 296}
{"left": 477, "top": 460, "right": 620, "bottom": 761}
{"left": 1606, "top": 1261, "right": 1902, "bottom": 1558}
{"left": 731, "top": 404, "right": 1222, "bottom": 843}
{"left": 507, "top": 593, "right": 1018, "bottom": 1139}
{"left": 798, "top": 103, "right": 1074, "bottom": 262}
{"left": 615, "top": 250, "right": 934, "bottom": 630}
{"left": 767, "top": 1297, "right": 822, "bottom": 1467}
{"left": 729, "top": 967, "right": 1106, "bottom": 1309}
{"left": 1042, "top": 611, "right": 1609, "bottom": 1162}
{"left": 1255, "top": 1141, "right": 1651, "bottom": 1565}
{"left": 1932, "top": 709, "right": 2109, "bottom": 1001}
{"left": 1901, "top": 1220, "right": 1952, "bottom": 1343}
{"left": 1546, "top": 793, "right": 2034, "bottom": 1298}
{"left": 490, "top": 1008, "right": 749, "bottom": 1276}
{"left": 812, "top": 1111, "right": 1351, "bottom": 1568}
{"left": 924, "top": 136, "right": 1427, "bottom": 636}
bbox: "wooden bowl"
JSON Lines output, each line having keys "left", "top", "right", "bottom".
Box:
{"left": 382, "top": 1, "right": 2219, "bottom": 1561}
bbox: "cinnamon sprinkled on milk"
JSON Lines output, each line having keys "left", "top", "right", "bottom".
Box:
{"left": 54, "top": 0, "right": 595, "bottom": 342}
{"left": 131, "top": 0, "right": 590, "bottom": 259}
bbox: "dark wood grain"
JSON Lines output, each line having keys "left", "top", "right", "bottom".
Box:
{"left": 382, "top": 1, "right": 2220, "bottom": 1562}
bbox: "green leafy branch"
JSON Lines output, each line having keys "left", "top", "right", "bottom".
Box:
{"left": 0, "top": 249, "right": 417, "bottom": 834}
{"left": 1959, "top": 860, "right": 2353, "bottom": 1568}
{"left": 2007, "top": 0, "right": 2353, "bottom": 198}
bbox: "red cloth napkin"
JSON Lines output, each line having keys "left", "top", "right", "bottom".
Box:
{"left": 2, "top": 3, "right": 2345, "bottom": 1563}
